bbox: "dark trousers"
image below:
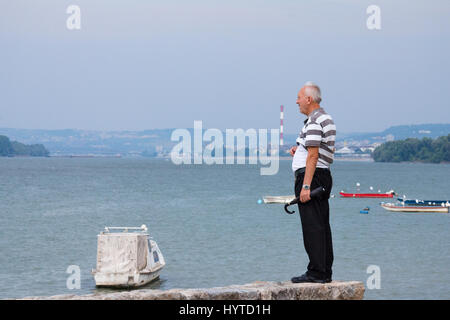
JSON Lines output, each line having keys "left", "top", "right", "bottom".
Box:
{"left": 294, "top": 168, "right": 334, "bottom": 280}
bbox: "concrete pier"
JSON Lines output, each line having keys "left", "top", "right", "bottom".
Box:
{"left": 20, "top": 280, "right": 365, "bottom": 300}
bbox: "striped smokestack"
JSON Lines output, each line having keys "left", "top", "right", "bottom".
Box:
{"left": 280, "top": 105, "right": 284, "bottom": 146}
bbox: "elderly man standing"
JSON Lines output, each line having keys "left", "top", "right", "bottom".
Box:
{"left": 289, "top": 81, "right": 336, "bottom": 283}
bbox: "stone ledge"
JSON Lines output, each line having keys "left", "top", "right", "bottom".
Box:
{"left": 20, "top": 280, "right": 365, "bottom": 300}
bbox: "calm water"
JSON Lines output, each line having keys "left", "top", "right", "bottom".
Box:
{"left": 0, "top": 158, "right": 449, "bottom": 299}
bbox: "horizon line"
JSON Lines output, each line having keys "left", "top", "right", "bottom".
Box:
{"left": 0, "top": 123, "right": 449, "bottom": 135}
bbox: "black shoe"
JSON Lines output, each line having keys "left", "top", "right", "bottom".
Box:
{"left": 291, "top": 273, "right": 331, "bottom": 284}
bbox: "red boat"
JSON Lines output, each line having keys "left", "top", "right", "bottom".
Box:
{"left": 339, "top": 192, "right": 394, "bottom": 198}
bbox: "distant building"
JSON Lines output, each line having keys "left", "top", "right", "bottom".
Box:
{"left": 360, "top": 147, "right": 376, "bottom": 153}
{"left": 373, "top": 142, "right": 382, "bottom": 148}
{"left": 335, "top": 146, "right": 354, "bottom": 154}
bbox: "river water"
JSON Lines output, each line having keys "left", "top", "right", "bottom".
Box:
{"left": 0, "top": 157, "right": 449, "bottom": 299}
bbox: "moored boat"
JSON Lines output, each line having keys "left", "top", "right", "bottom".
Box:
{"left": 381, "top": 203, "right": 449, "bottom": 213}
{"left": 397, "top": 198, "right": 450, "bottom": 206}
{"left": 263, "top": 195, "right": 295, "bottom": 204}
{"left": 92, "top": 225, "right": 165, "bottom": 287}
{"left": 340, "top": 191, "right": 394, "bottom": 198}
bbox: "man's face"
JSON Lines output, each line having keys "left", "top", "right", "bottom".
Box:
{"left": 296, "top": 88, "right": 309, "bottom": 115}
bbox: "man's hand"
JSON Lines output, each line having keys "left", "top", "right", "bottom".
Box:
{"left": 289, "top": 146, "right": 297, "bottom": 156}
{"left": 300, "top": 188, "right": 311, "bottom": 203}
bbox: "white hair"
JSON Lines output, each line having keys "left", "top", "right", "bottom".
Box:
{"left": 303, "top": 81, "right": 322, "bottom": 104}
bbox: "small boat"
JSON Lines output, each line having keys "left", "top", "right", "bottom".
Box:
{"left": 397, "top": 198, "right": 450, "bottom": 206}
{"left": 92, "top": 225, "right": 165, "bottom": 287}
{"left": 381, "top": 203, "right": 449, "bottom": 213}
{"left": 340, "top": 191, "right": 395, "bottom": 198}
{"left": 360, "top": 206, "right": 370, "bottom": 214}
{"left": 263, "top": 195, "right": 296, "bottom": 204}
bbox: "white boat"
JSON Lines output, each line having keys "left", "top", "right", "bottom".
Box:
{"left": 263, "top": 195, "right": 296, "bottom": 204}
{"left": 381, "top": 203, "right": 449, "bottom": 213}
{"left": 92, "top": 225, "right": 165, "bottom": 287}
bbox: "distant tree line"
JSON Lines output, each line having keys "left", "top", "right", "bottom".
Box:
{"left": 373, "top": 134, "right": 450, "bottom": 163}
{"left": 0, "top": 135, "right": 49, "bottom": 157}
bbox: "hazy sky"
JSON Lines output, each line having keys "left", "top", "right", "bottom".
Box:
{"left": 1, "top": 0, "right": 450, "bottom": 133}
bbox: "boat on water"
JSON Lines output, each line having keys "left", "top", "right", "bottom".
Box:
{"left": 263, "top": 195, "right": 296, "bottom": 204}
{"left": 360, "top": 206, "right": 370, "bottom": 214}
{"left": 397, "top": 198, "right": 450, "bottom": 206}
{"left": 381, "top": 203, "right": 449, "bottom": 213}
{"left": 92, "top": 225, "right": 165, "bottom": 287}
{"left": 339, "top": 191, "right": 395, "bottom": 198}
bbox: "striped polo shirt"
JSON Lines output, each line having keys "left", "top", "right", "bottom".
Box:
{"left": 292, "top": 107, "right": 336, "bottom": 172}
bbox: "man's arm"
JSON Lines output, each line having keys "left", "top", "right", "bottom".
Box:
{"left": 300, "top": 146, "right": 319, "bottom": 203}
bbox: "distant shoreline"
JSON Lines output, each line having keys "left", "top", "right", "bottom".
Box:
{"left": 2, "top": 156, "right": 449, "bottom": 165}
{"left": 279, "top": 156, "right": 374, "bottom": 162}
{"left": 333, "top": 158, "right": 374, "bottom": 162}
